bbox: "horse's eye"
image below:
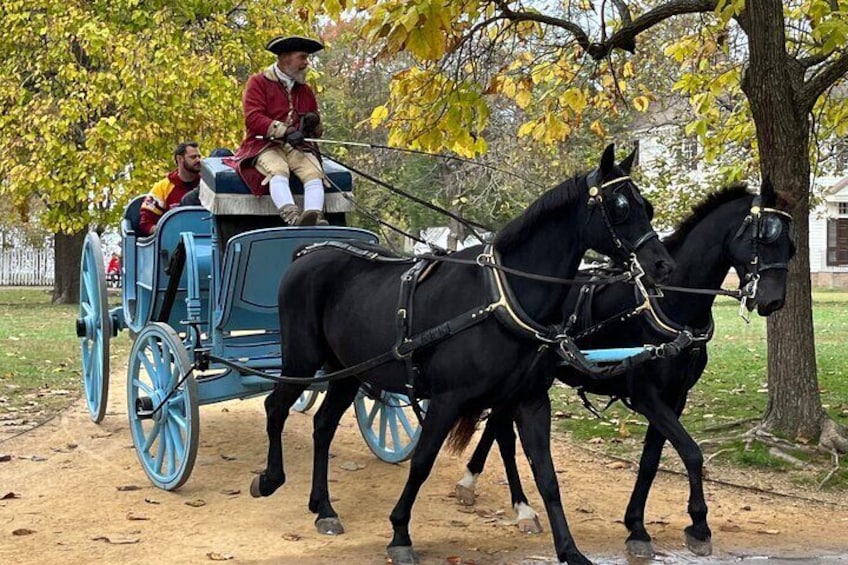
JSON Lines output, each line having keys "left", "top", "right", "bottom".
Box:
{"left": 759, "top": 215, "right": 783, "bottom": 243}
{"left": 606, "top": 193, "right": 630, "bottom": 225}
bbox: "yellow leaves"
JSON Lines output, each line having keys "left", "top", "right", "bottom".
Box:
{"left": 633, "top": 95, "right": 650, "bottom": 113}
{"left": 515, "top": 89, "right": 532, "bottom": 109}
{"left": 561, "top": 88, "right": 587, "bottom": 114}
{"left": 369, "top": 105, "right": 389, "bottom": 128}
{"left": 590, "top": 120, "right": 606, "bottom": 139}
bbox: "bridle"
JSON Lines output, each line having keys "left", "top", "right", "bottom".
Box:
{"left": 733, "top": 198, "right": 794, "bottom": 320}
{"left": 585, "top": 170, "right": 659, "bottom": 258}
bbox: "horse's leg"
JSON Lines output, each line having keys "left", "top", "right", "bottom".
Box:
{"left": 493, "top": 413, "right": 542, "bottom": 534}
{"left": 633, "top": 392, "right": 711, "bottom": 556}
{"left": 308, "top": 377, "right": 361, "bottom": 535}
{"left": 456, "top": 415, "right": 496, "bottom": 506}
{"left": 514, "top": 394, "right": 590, "bottom": 565}
{"left": 387, "top": 399, "right": 461, "bottom": 565}
{"left": 623, "top": 424, "right": 666, "bottom": 557}
{"left": 250, "top": 382, "right": 308, "bottom": 498}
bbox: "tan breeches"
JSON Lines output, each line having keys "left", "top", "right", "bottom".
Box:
{"left": 255, "top": 145, "right": 324, "bottom": 183}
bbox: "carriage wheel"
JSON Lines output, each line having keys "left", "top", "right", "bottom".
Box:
{"left": 354, "top": 388, "right": 428, "bottom": 463}
{"left": 293, "top": 390, "right": 320, "bottom": 413}
{"left": 77, "top": 232, "right": 111, "bottom": 423}
{"left": 127, "top": 322, "right": 199, "bottom": 491}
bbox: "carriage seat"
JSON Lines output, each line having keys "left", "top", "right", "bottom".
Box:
{"left": 122, "top": 196, "right": 145, "bottom": 235}
{"left": 199, "top": 157, "right": 355, "bottom": 216}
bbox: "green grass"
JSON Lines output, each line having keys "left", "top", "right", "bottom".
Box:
{"left": 551, "top": 291, "right": 848, "bottom": 490}
{"left": 0, "top": 287, "right": 129, "bottom": 423}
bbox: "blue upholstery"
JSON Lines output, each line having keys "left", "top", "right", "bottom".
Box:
{"left": 201, "top": 157, "right": 353, "bottom": 195}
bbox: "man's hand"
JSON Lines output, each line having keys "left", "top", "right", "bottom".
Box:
{"left": 284, "top": 127, "right": 306, "bottom": 147}
{"left": 267, "top": 120, "right": 288, "bottom": 140}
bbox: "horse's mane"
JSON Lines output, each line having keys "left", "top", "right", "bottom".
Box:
{"left": 494, "top": 175, "right": 585, "bottom": 252}
{"left": 662, "top": 183, "right": 752, "bottom": 253}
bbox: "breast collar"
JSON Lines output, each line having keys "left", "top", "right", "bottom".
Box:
{"left": 631, "top": 288, "right": 714, "bottom": 343}
{"left": 481, "top": 245, "right": 564, "bottom": 343}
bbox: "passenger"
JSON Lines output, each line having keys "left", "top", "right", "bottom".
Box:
{"left": 139, "top": 141, "right": 202, "bottom": 236}
{"left": 180, "top": 148, "right": 234, "bottom": 207}
{"left": 226, "top": 35, "right": 327, "bottom": 226}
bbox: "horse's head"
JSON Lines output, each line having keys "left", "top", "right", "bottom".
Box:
{"left": 727, "top": 177, "right": 796, "bottom": 316}
{"left": 582, "top": 144, "right": 675, "bottom": 284}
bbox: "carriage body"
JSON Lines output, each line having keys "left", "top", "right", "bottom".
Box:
{"left": 77, "top": 158, "right": 422, "bottom": 490}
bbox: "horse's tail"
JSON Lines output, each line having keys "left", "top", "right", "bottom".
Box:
{"left": 445, "top": 413, "right": 483, "bottom": 455}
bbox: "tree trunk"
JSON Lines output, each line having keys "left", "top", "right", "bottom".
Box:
{"left": 52, "top": 230, "right": 85, "bottom": 305}
{"left": 742, "top": 0, "right": 825, "bottom": 441}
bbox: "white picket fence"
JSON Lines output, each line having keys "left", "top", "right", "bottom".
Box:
{"left": 0, "top": 245, "right": 54, "bottom": 286}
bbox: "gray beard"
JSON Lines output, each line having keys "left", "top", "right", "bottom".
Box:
{"left": 290, "top": 69, "right": 307, "bottom": 84}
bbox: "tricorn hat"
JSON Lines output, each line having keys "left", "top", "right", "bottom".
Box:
{"left": 265, "top": 35, "right": 324, "bottom": 56}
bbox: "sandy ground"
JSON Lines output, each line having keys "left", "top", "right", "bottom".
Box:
{"left": 2, "top": 374, "right": 848, "bottom": 565}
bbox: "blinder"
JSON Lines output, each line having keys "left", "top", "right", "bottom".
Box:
{"left": 733, "top": 199, "right": 795, "bottom": 276}
{"left": 586, "top": 169, "right": 657, "bottom": 253}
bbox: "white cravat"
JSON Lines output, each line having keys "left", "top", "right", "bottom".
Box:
{"left": 273, "top": 65, "right": 295, "bottom": 91}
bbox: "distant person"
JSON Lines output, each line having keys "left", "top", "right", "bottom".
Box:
{"left": 106, "top": 252, "right": 121, "bottom": 288}
{"left": 227, "top": 35, "right": 327, "bottom": 226}
{"left": 180, "top": 148, "right": 234, "bottom": 207}
{"left": 139, "top": 141, "right": 202, "bottom": 236}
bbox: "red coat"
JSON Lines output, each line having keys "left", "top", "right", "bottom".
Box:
{"left": 226, "top": 65, "right": 320, "bottom": 196}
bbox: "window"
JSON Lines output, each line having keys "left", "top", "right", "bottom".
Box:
{"left": 839, "top": 202, "right": 848, "bottom": 216}
{"left": 827, "top": 219, "right": 848, "bottom": 266}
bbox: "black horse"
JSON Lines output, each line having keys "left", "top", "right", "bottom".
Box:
{"left": 454, "top": 179, "right": 796, "bottom": 559}
{"left": 251, "top": 145, "right": 674, "bottom": 565}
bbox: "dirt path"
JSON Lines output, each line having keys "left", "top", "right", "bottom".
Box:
{"left": 2, "top": 375, "right": 847, "bottom": 565}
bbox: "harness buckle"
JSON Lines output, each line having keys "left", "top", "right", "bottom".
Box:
{"left": 476, "top": 252, "right": 494, "bottom": 267}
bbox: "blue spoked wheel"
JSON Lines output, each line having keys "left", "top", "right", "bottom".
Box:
{"left": 354, "top": 388, "right": 428, "bottom": 463}
{"left": 127, "top": 322, "right": 199, "bottom": 490}
{"left": 78, "top": 232, "right": 111, "bottom": 423}
{"left": 293, "top": 390, "right": 320, "bottom": 413}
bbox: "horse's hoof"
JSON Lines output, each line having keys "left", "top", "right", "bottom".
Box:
{"left": 387, "top": 545, "right": 419, "bottom": 565}
{"left": 315, "top": 517, "right": 345, "bottom": 535}
{"left": 625, "top": 538, "right": 655, "bottom": 558}
{"left": 455, "top": 483, "right": 475, "bottom": 506}
{"left": 249, "top": 474, "right": 284, "bottom": 498}
{"left": 684, "top": 532, "right": 712, "bottom": 556}
{"left": 518, "top": 515, "right": 543, "bottom": 534}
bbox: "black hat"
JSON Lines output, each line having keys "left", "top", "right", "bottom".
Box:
{"left": 265, "top": 36, "right": 324, "bottom": 56}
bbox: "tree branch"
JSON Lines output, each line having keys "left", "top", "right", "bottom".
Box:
{"left": 492, "top": 0, "right": 718, "bottom": 60}
{"left": 799, "top": 50, "right": 848, "bottom": 111}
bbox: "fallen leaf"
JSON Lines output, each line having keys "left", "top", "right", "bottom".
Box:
{"left": 587, "top": 437, "right": 604, "bottom": 444}
{"left": 92, "top": 535, "right": 141, "bottom": 544}
{"left": 446, "top": 557, "right": 462, "bottom": 565}
{"left": 220, "top": 489, "right": 240, "bottom": 496}
{"left": 144, "top": 498, "right": 160, "bottom": 505}
{"left": 185, "top": 499, "right": 206, "bottom": 507}
{"left": 605, "top": 461, "right": 629, "bottom": 470}
{"left": 338, "top": 461, "right": 366, "bottom": 471}
{"left": 206, "top": 552, "right": 234, "bottom": 561}
{"left": 126, "top": 511, "right": 150, "bottom": 521}
{"left": 220, "top": 454, "right": 236, "bottom": 461}
{"left": 117, "top": 485, "right": 142, "bottom": 492}
{"left": 757, "top": 528, "right": 780, "bottom": 535}
{"left": 2, "top": 492, "right": 21, "bottom": 500}
{"left": 0, "top": 454, "right": 11, "bottom": 462}
{"left": 12, "top": 528, "right": 35, "bottom": 536}
{"left": 449, "top": 520, "right": 468, "bottom": 528}
{"left": 281, "top": 533, "right": 301, "bottom": 541}
{"left": 720, "top": 523, "right": 742, "bottom": 532}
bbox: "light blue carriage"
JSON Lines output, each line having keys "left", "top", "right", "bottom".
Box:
{"left": 76, "top": 159, "right": 425, "bottom": 490}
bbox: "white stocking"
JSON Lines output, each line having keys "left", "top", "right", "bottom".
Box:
{"left": 270, "top": 176, "right": 294, "bottom": 209}
{"left": 303, "top": 178, "right": 325, "bottom": 212}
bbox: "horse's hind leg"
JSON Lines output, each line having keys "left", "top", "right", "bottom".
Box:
{"left": 494, "top": 415, "right": 543, "bottom": 534}
{"left": 623, "top": 424, "right": 666, "bottom": 557}
{"left": 387, "top": 399, "right": 461, "bottom": 565}
{"left": 250, "top": 382, "right": 308, "bottom": 498}
{"left": 308, "top": 376, "right": 361, "bottom": 535}
{"left": 514, "top": 394, "right": 590, "bottom": 565}
{"left": 456, "top": 416, "right": 496, "bottom": 506}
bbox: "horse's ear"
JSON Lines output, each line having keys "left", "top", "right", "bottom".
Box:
{"left": 600, "top": 143, "right": 616, "bottom": 175}
{"left": 619, "top": 148, "right": 637, "bottom": 174}
{"left": 761, "top": 175, "right": 776, "bottom": 206}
